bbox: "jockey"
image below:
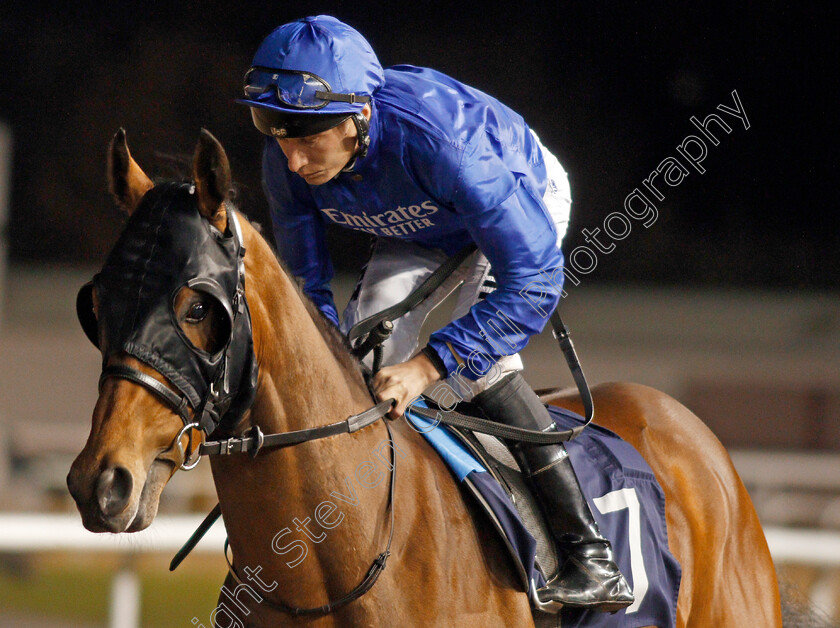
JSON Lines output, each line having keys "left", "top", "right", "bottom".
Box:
{"left": 238, "top": 15, "right": 633, "bottom": 612}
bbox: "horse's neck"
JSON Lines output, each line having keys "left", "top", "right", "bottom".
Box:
{"left": 247, "top": 241, "right": 372, "bottom": 427}
{"left": 209, "top": 222, "right": 392, "bottom": 600}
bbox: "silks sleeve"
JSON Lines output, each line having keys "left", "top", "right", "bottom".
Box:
{"left": 262, "top": 142, "right": 340, "bottom": 326}
{"left": 426, "top": 132, "right": 564, "bottom": 380}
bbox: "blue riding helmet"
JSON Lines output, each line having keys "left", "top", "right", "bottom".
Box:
{"left": 237, "top": 16, "right": 384, "bottom": 141}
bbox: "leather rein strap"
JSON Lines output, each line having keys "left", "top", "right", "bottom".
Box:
{"left": 347, "top": 243, "right": 478, "bottom": 348}
{"left": 408, "top": 309, "right": 595, "bottom": 441}
{"left": 223, "top": 421, "right": 398, "bottom": 617}
{"left": 198, "top": 399, "right": 394, "bottom": 457}
{"left": 344, "top": 241, "right": 595, "bottom": 442}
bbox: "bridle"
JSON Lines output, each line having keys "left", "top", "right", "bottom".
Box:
{"left": 79, "top": 184, "right": 595, "bottom": 617}
{"left": 89, "top": 205, "right": 257, "bottom": 470}
{"left": 78, "top": 184, "right": 397, "bottom": 617}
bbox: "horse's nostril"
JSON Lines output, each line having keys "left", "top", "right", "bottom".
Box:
{"left": 67, "top": 465, "right": 88, "bottom": 506}
{"left": 66, "top": 471, "right": 76, "bottom": 500}
{"left": 96, "top": 466, "right": 133, "bottom": 517}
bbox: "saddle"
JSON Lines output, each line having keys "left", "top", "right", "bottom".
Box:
{"left": 348, "top": 247, "right": 679, "bottom": 625}
{"left": 406, "top": 396, "right": 681, "bottom": 628}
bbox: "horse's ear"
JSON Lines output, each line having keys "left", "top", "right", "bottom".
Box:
{"left": 192, "top": 128, "right": 231, "bottom": 233}
{"left": 108, "top": 128, "right": 153, "bottom": 215}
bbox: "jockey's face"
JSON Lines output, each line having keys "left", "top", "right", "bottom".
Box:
{"left": 275, "top": 105, "right": 370, "bottom": 186}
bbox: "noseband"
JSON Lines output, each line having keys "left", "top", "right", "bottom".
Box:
{"left": 77, "top": 183, "right": 259, "bottom": 454}
{"left": 78, "top": 182, "right": 397, "bottom": 616}
{"left": 78, "top": 184, "right": 592, "bottom": 618}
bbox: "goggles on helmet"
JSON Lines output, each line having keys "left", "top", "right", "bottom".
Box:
{"left": 243, "top": 66, "right": 370, "bottom": 110}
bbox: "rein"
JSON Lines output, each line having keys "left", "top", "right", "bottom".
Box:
{"left": 93, "top": 218, "right": 593, "bottom": 617}
{"left": 223, "top": 421, "right": 397, "bottom": 617}
{"left": 163, "top": 399, "right": 397, "bottom": 617}
{"left": 196, "top": 399, "right": 393, "bottom": 457}
{"left": 347, "top": 244, "right": 595, "bottom": 443}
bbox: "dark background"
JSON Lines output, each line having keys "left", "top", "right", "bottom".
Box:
{"left": 0, "top": 1, "right": 836, "bottom": 290}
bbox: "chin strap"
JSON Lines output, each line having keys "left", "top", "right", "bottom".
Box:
{"left": 351, "top": 112, "right": 370, "bottom": 159}
{"left": 341, "top": 112, "right": 371, "bottom": 173}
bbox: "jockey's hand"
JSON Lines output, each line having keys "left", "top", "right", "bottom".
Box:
{"left": 373, "top": 352, "right": 442, "bottom": 419}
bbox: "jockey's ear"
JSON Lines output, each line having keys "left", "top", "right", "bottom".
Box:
{"left": 192, "top": 128, "right": 230, "bottom": 233}
{"left": 108, "top": 128, "right": 153, "bottom": 215}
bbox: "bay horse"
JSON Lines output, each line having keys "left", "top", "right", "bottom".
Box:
{"left": 67, "top": 129, "right": 782, "bottom": 627}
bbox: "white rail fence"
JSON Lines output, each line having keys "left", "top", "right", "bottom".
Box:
{"left": 0, "top": 514, "right": 837, "bottom": 628}
{"left": 0, "top": 514, "right": 226, "bottom": 628}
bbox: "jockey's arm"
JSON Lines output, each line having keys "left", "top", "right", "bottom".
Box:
{"left": 373, "top": 186, "right": 564, "bottom": 416}
{"left": 263, "top": 142, "right": 340, "bottom": 325}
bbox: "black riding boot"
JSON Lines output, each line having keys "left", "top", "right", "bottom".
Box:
{"left": 473, "top": 373, "right": 634, "bottom": 613}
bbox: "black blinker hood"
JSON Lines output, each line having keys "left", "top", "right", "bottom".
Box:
{"left": 77, "top": 181, "right": 258, "bottom": 434}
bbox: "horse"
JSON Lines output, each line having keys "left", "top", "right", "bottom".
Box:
{"left": 67, "top": 129, "right": 783, "bottom": 627}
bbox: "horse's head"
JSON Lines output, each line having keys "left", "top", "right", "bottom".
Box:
{"left": 68, "top": 129, "right": 258, "bottom": 532}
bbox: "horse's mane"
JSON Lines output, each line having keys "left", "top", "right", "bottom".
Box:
{"left": 139, "top": 165, "right": 370, "bottom": 396}
{"left": 293, "top": 275, "right": 370, "bottom": 387}
{"left": 299, "top": 288, "right": 372, "bottom": 395}
{"left": 242, "top": 207, "right": 371, "bottom": 396}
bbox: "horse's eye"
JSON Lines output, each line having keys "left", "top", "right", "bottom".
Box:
{"left": 185, "top": 301, "right": 209, "bottom": 323}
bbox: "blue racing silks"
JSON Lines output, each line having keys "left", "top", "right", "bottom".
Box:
{"left": 262, "top": 64, "right": 565, "bottom": 379}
